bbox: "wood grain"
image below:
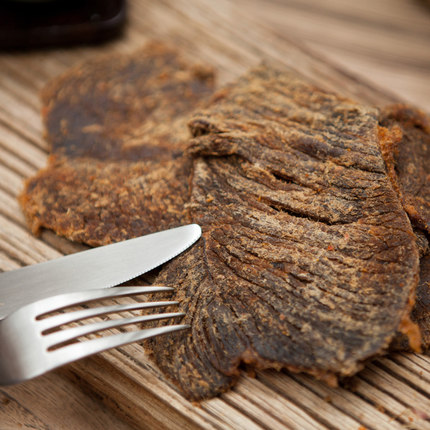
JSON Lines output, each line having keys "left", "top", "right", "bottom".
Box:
{"left": 0, "top": 368, "right": 134, "bottom": 430}
{"left": 0, "top": 0, "right": 429, "bottom": 429}
{"left": 239, "top": 0, "right": 430, "bottom": 110}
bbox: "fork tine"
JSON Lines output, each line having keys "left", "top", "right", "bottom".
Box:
{"left": 45, "top": 312, "right": 185, "bottom": 349}
{"left": 47, "top": 324, "right": 189, "bottom": 370}
{"left": 38, "top": 300, "right": 179, "bottom": 332}
{"left": 35, "top": 286, "right": 173, "bottom": 318}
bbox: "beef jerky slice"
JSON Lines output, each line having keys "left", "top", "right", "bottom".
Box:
{"left": 379, "top": 105, "right": 430, "bottom": 351}
{"left": 391, "top": 250, "right": 430, "bottom": 352}
{"left": 413, "top": 255, "right": 430, "bottom": 348}
{"left": 148, "top": 64, "right": 420, "bottom": 400}
{"left": 20, "top": 42, "right": 215, "bottom": 245}
{"left": 379, "top": 104, "right": 430, "bottom": 234}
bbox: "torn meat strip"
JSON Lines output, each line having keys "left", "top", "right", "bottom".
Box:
{"left": 148, "top": 64, "right": 421, "bottom": 400}
{"left": 20, "top": 42, "right": 215, "bottom": 245}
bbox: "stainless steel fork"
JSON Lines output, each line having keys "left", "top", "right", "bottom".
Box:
{"left": 0, "top": 286, "right": 188, "bottom": 385}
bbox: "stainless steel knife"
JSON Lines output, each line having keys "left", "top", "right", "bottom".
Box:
{"left": 0, "top": 224, "right": 201, "bottom": 319}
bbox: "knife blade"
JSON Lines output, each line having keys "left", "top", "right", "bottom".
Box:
{"left": 0, "top": 224, "right": 201, "bottom": 319}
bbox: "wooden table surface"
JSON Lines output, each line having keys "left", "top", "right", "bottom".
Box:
{"left": 0, "top": 1, "right": 429, "bottom": 429}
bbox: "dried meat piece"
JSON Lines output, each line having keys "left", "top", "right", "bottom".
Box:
{"left": 20, "top": 42, "right": 215, "bottom": 245}
{"left": 19, "top": 45, "right": 429, "bottom": 400}
{"left": 391, "top": 250, "right": 430, "bottom": 352}
{"left": 22, "top": 157, "right": 192, "bottom": 245}
{"left": 378, "top": 105, "right": 430, "bottom": 351}
{"left": 148, "top": 64, "right": 421, "bottom": 400}
{"left": 413, "top": 255, "right": 430, "bottom": 349}
{"left": 379, "top": 104, "right": 430, "bottom": 234}
{"left": 40, "top": 41, "right": 215, "bottom": 162}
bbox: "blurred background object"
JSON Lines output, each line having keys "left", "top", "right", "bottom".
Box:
{"left": 0, "top": 0, "right": 126, "bottom": 50}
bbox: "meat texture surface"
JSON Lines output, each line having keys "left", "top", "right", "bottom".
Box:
{"left": 20, "top": 42, "right": 215, "bottom": 245}
{"left": 379, "top": 104, "right": 430, "bottom": 234}
{"left": 379, "top": 104, "right": 430, "bottom": 351}
{"left": 148, "top": 64, "right": 421, "bottom": 400}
